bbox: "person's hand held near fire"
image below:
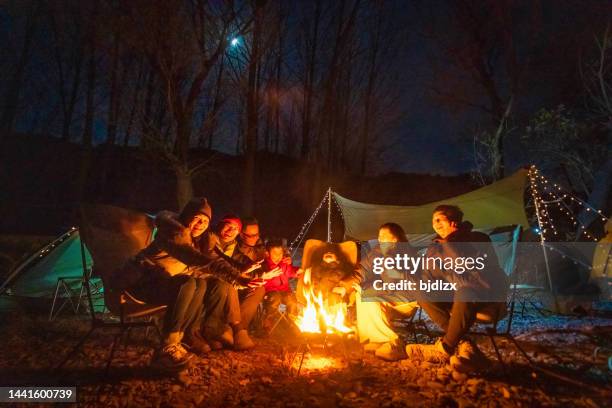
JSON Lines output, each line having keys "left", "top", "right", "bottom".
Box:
{"left": 260, "top": 266, "right": 283, "bottom": 280}
{"left": 242, "top": 260, "right": 263, "bottom": 276}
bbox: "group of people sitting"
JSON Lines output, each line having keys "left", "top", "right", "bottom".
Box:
{"left": 119, "top": 198, "right": 299, "bottom": 370}
{"left": 120, "top": 197, "right": 508, "bottom": 375}
{"left": 356, "top": 205, "right": 508, "bottom": 373}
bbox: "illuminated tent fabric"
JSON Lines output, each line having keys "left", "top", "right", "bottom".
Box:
{"left": 1, "top": 205, "right": 154, "bottom": 299}
{"left": 0, "top": 229, "right": 93, "bottom": 298}
{"left": 591, "top": 220, "right": 611, "bottom": 299}
{"left": 335, "top": 168, "right": 529, "bottom": 240}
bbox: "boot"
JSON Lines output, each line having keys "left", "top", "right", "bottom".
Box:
{"left": 375, "top": 338, "right": 407, "bottom": 361}
{"left": 405, "top": 339, "right": 451, "bottom": 364}
{"left": 450, "top": 340, "right": 490, "bottom": 373}
{"left": 184, "top": 330, "right": 211, "bottom": 355}
{"left": 233, "top": 329, "right": 255, "bottom": 350}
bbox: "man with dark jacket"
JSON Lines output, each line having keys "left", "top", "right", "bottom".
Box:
{"left": 122, "top": 199, "right": 257, "bottom": 370}
{"left": 237, "top": 216, "right": 267, "bottom": 263}
{"left": 405, "top": 205, "right": 508, "bottom": 372}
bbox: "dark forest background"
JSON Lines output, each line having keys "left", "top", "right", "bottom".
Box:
{"left": 0, "top": 0, "right": 610, "bottom": 240}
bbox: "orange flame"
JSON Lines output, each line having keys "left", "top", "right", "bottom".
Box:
{"left": 294, "top": 268, "right": 352, "bottom": 334}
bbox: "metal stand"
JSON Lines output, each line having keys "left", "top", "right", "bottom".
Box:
{"left": 529, "top": 167, "right": 560, "bottom": 312}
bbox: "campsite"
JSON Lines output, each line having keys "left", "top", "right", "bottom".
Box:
{"left": 0, "top": 1, "right": 611, "bottom": 407}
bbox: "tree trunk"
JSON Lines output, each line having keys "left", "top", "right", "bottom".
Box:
{"left": 242, "top": 0, "right": 264, "bottom": 215}
{"left": 106, "top": 32, "right": 121, "bottom": 146}
{"left": 575, "top": 130, "right": 612, "bottom": 237}
{"left": 64, "top": 40, "right": 84, "bottom": 141}
{"left": 0, "top": 2, "right": 39, "bottom": 139}
{"left": 175, "top": 164, "right": 194, "bottom": 210}
{"left": 140, "top": 67, "right": 156, "bottom": 146}
{"left": 300, "top": 0, "right": 321, "bottom": 160}
{"left": 124, "top": 59, "right": 146, "bottom": 146}
{"left": 206, "top": 56, "right": 225, "bottom": 149}
{"left": 274, "top": 1, "right": 283, "bottom": 154}
{"left": 76, "top": 0, "right": 97, "bottom": 202}
{"left": 50, "top": 9, "right": 83, "bottom": 142}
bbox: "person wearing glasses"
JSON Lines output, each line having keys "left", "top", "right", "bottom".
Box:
{"left": 237, "top": 216, "right": 266, "bottom": 263}
{"left": 198, "top": 215, "right": 281, "bottom": 350}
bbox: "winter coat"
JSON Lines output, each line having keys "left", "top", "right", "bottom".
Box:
{"left": 197, "top": 231, "right": 253, "bottom": 270}
{"left": 424, "top": 221, "right": 508, "bottom": 297}
{"left": 263, "top": 257, "right": 298, "bottom": 292}
{"left": 117, "top": 212, "right": 245, "bottom": 291}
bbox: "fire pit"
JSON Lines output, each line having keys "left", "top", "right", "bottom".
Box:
{"left": 288, "top": 268, "right": 358, "bottom": 375}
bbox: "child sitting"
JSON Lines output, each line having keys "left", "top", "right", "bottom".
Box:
{"left": 262, "top": 239, "right": 300, "bottom": 324}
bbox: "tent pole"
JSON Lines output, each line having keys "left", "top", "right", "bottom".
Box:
{"left": 530, "top": 168, "right": 560, "bottom": 312}
{"left": 327, "top": 187, "right": 332, "bottom": 243}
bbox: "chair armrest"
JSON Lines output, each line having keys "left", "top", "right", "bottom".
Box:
{"left": 121, "top": 290, "right": 147, "bottom": 305}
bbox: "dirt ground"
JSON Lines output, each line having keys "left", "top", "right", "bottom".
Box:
{"left": 0, "top": 310, "right": 611, "bottom": 408}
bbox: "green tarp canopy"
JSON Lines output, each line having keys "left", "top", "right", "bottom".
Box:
{"left": 335, "top": 169, "right": 529, "bottom": 240}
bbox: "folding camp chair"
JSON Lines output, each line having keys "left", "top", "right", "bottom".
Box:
{"left": 463, "top": 226, "right": 540, "bottom": 370}
{"left": 267, "top": 304, "right": 291, "bottom": 334}
{"left": 56, "top": 204, "right": 167, "bottom": 374}
{"left": 408, "top": 226, "right": 535, "bottom": 368}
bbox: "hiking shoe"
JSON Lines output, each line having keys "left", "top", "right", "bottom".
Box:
{"left": 152, "top": 344, "right": 194, "bottom": 370}
{"left": 450, "top": 340, "right": 490, "bottom": 373}
{"left": 208, "top": 340, "right": 224, "bottom": 350}
{"left": 375, "top": 339, "right": 407, "bottom": 361}
{"left": 405, "top": 339, "right": 451, "bottom": 364}
{"left": 219, "top": 326, "right": 234, "bottom": 347}
{"left": 363, "top": 342, "right": 384, "bottom": 353}
{"left": 204, "top": 325, "right": 233, "bottom": 349}
{"left": 184, "top": 334, "right": 211, "bottom": 355}
{"left": 233, "top": 329, "right": 255, "bottom": 350}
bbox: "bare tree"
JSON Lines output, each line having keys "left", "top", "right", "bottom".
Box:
{"left": 121, "top": 0, "right": 251, "bottom": 208}
{"left": 576, "top": 25, "right": 612, "bottom": 230}
{"left": 48, "top": 0, "right": 84, "bottom": 141}
{"left": 75, "top": 0, "right": 98, "bottom": 202}
{"left": 420, "top": 0, "right": 538, "bottom": 180}
{"left": 0, "top": 0, "right": 41, "bottom": 140}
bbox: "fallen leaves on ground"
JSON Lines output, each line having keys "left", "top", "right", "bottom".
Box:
{"left": 0, "top": 312, "right": 610, "bottom": 407}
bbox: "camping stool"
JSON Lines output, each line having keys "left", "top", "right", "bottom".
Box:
{"left": 257, "top": 295, "right": 294, "bottom": 336}
{"left": 48, "top": 268, "right": 104, "bottom": 321}
{"left": 49, "top": 276, "right": 84, "bottom": 321}
{"left": 267, "top": 303, "right": 292, "bottom": 335}
{"left": 512, "top": 284, "right": 550, "bottom": 317}
{"left": 402, "top": 306, "right": 433, "bottom": 342}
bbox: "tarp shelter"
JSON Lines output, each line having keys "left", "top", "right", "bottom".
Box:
{"left": 0, "top": 228, "right": 93, "bottom": 298}
{"left": 335, "top": 169, "right": 529, "bottom": 240}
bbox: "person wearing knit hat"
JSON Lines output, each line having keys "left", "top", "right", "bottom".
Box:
{"left": 179, "top": 198, "right": 212, "bottom": 226}
{"left": 118, "top": 199, "right": 261, "bottom": 371}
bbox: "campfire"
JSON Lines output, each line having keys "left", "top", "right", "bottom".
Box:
{"left": 293, "top": 268, "right": 352, "bottom": 335}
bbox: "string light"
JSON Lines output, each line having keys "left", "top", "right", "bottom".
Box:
{"left": 37, "top": 227, "right": 77, "bottom": 258}
{"left": 289, "top": 192, "right": 329, "bottom": 255}
{"left": 528, "top": 166, "right": 610, "bottom": 242}
{"left": 535, "top": 171, "right": 602, "bottom": 241}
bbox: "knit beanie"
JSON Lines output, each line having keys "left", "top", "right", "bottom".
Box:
{"left": 179, "top": 198, "right": 212, "bottom": 226}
